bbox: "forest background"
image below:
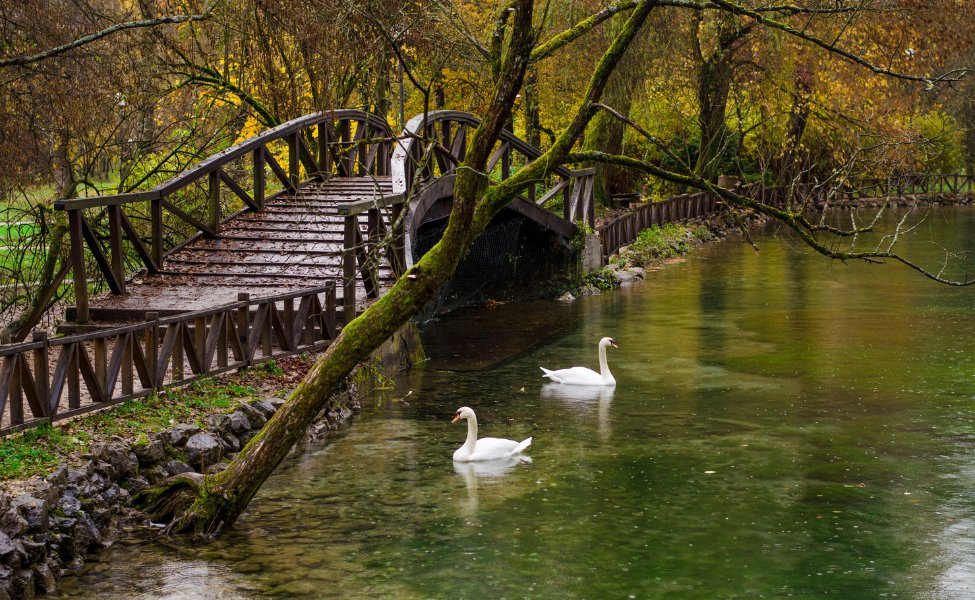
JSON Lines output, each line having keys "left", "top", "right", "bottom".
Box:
{"left": 0, "top": 0, "right": 974, "bottom": 338}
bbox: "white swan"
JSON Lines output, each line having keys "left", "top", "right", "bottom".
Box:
{"left": 539, "top": 336, "right": 618, "bottom": 386}
{"left": 451, "top": 406, "right": 532, "bottom": 462}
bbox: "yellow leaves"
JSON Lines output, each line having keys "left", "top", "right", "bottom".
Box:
{"left": 234, "top": 116, "right": 265, "bottom": 146}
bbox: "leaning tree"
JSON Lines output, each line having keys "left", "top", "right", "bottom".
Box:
{"left": 128, "top": 0, "right": 972, "bottom": 536}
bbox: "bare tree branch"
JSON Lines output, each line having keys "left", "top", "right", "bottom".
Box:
{"left": 0, "top": 13, "right": 212, "bottom": 68}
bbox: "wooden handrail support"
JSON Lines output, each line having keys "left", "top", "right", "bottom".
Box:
{"left": 53, "top": 110, "right": 394, "bottom": 324}
{"left": 0, "top": 283, "right": 337, "bottom": 437}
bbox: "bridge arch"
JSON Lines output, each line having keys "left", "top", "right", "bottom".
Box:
{"left": 391, "top": 110, "right": 594, "bottom": 270}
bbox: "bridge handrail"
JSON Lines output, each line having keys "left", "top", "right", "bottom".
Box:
{"left": 391, "top": 110, "right": 594, "bottom": 228}
{"left": 55, "top": 110, "right": 393, "bottom": 211}
{"left": 52, "top": 109, "right": 395, "bottom": 324}
{"left": 0, "top": 284, "right": 337, "bottom": 437}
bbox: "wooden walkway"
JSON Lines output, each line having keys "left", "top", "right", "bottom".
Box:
{"left": 82, "top": 177, "right": 398, "bottom": 322}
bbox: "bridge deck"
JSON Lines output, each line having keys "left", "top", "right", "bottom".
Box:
{"left": 82, "top": 177, "right": 397, "bottom": 322}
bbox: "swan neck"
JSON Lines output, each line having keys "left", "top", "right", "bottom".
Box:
{"left": 598, "top": 343, "right": 612, "bottom": 380}
{"left": 463, "top": 415, "right": 478, "bottom": 451}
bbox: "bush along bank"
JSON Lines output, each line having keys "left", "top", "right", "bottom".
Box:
{"left": 571, "top": 208, "right": 768, "bottom": 298}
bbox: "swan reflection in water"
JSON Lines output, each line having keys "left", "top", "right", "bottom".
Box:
{"left": 452, "top": 455, "right": 532, "bottom": 516}
{"left": 541, "top": 383, "right": 615, "bottom": 441}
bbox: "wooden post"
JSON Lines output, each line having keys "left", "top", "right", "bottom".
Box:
{"left": 319, "top": 122, "right": 332, "bottom": 174}
{"left": 283, "top": 298, "right": 295, "bottom": 351}
{"left": 217, "top": 313, "right": 228, "bottom": 369}
{"left": 67, "top": 210, "right": 89, "bottom": 324}
{"left": 261, "top": 307, "right": 273, "bottom": 360}
{"left": 172, "top": 323, "right": 184, "bottom": 382}
{"left": 151, "top": 199, "right": 163, "bottom": 270}
{"left": 108, "top": 205, "right": 126, "bottom": 295}
{"left": 585, "top": 176, "right": 595, "bottom": 228}
{"left": 67, "top": 345, "right": 80, "bottom": 410}
{"left": 208, "top": 170, "right": 221, "bottom": 234}
{"left": 32, "top": 331, "right": 50, "bottom": 417}
{"left": 343, "top": 215, "right": 357, "bottom": 321}
{"left": 121, "top": 332, "right": 133, "bottom": 395}
{"left": 237, "top": 293, "right": 250, "bottom": 366}
{"left": 253, "top": 146, "right": 265, "bottom": 210}
{"left": 146, "top": 312, "right": 159, "bottom": 389}
{"left": 9, "top": 356, "right": 22, "bottom": 425}
{"left": 195, "top": 316, "right": 207, "bottom": 375}
{"left": 367, "top": 208, "right": 380, "bottom": 254}
{"left": 339, "top": 119, "right": 355, "bottom": 177}
{"left": 94, "top": 337, "right": 106, "bottom": 402}
{"left": 289, "top": 132, "right": 300, "bottom": 188}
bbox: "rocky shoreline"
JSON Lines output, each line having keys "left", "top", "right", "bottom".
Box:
{"left": 0, "top": 388, "right": 359, "bottom": 599}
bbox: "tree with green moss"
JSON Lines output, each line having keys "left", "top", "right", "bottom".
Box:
{"left": 127, "top": 0, "right": 971, "bottom": 536}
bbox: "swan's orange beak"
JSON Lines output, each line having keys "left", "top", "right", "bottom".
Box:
{"left": 610, "top": 340, "right": 619, "bottom": 348}
{"left": 451, "top": 414, "right": 461, "bottom": 423}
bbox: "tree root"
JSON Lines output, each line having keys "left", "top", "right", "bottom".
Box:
{"left": 132, "top": 472, "right": 227, "bottom": 538}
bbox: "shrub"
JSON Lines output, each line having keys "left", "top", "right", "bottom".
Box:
{"left": 584, "top": 267, "right": 620, "bottom": 291}
{"left": 626, "top": 223, "right": 692, "bottom": 266}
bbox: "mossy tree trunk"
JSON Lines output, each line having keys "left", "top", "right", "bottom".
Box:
{"left": 691, "top": 15, "right": 752, "bottom": 183}
{"left": 136, "top": 0, "right": 657, "bottom": 538}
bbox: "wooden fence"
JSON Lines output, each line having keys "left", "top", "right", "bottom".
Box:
{"left": 597, "top": 173, "right": 975, "bottom": 258}
{"left": 0, "top": 284, "right": 336, "bottom": 436}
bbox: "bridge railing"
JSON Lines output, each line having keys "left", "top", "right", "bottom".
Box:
{"left": 54, "top": 110, "right": 394, "bottom": 324}
{"left": 391, "top": 110, "right": 595, "bottom": 229}
{"left": 0, "top": 284, "right": 336, "bottom": 437}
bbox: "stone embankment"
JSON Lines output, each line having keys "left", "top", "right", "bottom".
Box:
{"left": 0, "top": 392, "right": 358, "bottom": 599}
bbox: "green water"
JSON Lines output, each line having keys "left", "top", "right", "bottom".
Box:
{"left": 60, "top": 208, "right": 975, "bottom": 599}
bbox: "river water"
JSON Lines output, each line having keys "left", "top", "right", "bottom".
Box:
{"left": 59, "top": 207, "right": 975, "bottom": 599}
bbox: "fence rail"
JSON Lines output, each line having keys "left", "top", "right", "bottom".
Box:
{"left": 597, "top": 173, "right": 975, "bottom": 259}
{"left": 0, "top": 284, "right": 336, "bottom": 436}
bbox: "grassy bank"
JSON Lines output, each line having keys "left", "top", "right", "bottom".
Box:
{"left": 0, "top": 356, "right": 314, "bottom": 481}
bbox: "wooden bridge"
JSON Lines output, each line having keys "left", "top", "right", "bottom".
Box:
{"left": 0, "top": 109, "right": 595, "bottom": 435}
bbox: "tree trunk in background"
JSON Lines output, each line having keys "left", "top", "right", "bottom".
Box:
{"left": 582, "top": 51, "right": 636, "bottom": 206}
{"left": 694, "top": 49, "right": 734, "bottom": 182}
{"left": 961, "top": 81, "right": 975, "bottom": 175}
{"left": 50, "top": 129, "right": 78, "bottom": 200}
{"left": 691, "top": 14, "right": 752, "bottom": 184}
{"left": 773, "top": 70, "right": 812, "bottom": 187}
{"left": 523, "top": 67, "right": 541, "bottom": 148}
